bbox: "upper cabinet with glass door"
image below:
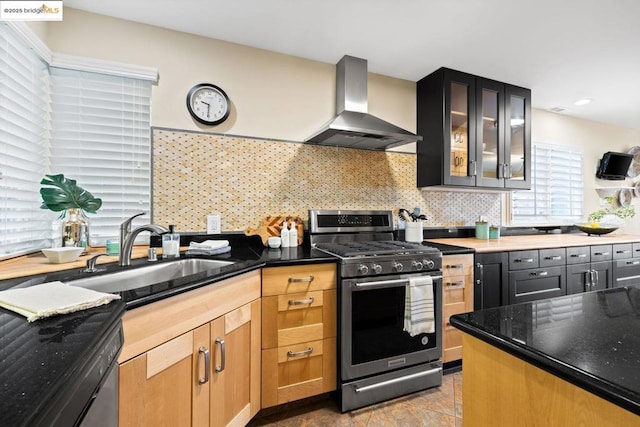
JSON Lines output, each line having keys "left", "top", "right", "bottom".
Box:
{"left": 417, "top": 68, "right": 531, "bottom": 190}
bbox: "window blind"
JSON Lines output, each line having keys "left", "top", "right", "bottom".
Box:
{"left": 49, "top": 68, "right": 152, "bottom": 245}
{"left": 0, "top": 23, "right": 52, "bottom": 258}
{"left": 511, "top": 143, "right": 584, "bottom": 224}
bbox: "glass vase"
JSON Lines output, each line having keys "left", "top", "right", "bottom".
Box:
{"left": 62, "top": 208, "right": 90, "bottom": 254}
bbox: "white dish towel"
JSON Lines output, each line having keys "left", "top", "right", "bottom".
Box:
{"left": 186, "top": 239, "right": 231, "bottom": 255}
{"left": 0, "top": 281, "right": 120, "bottom": 322}
{"left": 403, "top": 275, "right": 435, "bottom": 336}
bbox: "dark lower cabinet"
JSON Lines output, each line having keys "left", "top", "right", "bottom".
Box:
{"left": 474, "top": 252, "right": 508, "bottom": 310}
{"left": 508, "top": 266, "right": 566, "bottom": 304}
{"left": 612, "top": 257, "right": 640, "bottom": 287}
{"left": 566, "top": 261, "right": 612, "bottom": 294}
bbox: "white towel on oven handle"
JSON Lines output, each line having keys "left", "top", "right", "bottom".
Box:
{"left": 403, "top": 275, "right": 435, "bottom": 336}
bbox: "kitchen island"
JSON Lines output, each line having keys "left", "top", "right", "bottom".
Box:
{"left": 451, "top": 285, "right": 640, "bottom": 426}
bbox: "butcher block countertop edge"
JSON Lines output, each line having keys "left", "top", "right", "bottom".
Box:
{"left": 426, "top": 233, "right": 640, "bottom": 253}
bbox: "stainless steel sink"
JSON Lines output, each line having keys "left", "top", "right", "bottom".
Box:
{"left": 67, "top": 258, "right": 234, "bottom": 293}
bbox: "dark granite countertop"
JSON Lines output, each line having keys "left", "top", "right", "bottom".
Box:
{"left": 0, "top": 300, "right": 125, "bottom": 427}
{"left": 451, "top": 286, "right": 640, "bottom": 415}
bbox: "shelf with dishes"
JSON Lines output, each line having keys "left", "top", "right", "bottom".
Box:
{"left": 594, "top": 186, "right": 636, "bottom": 207}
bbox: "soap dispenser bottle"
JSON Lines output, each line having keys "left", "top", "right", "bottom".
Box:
{"left": 289, "top": 221, "right": 298, "bottom": 247}
{"left": 280, "top": 221, "right": 290, "bottom": 248}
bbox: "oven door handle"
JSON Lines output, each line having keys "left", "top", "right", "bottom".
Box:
{"left": 355, "top": 276, "right": 442, "bottom": 288}
{"left": 354, "top": 366, "right": 443, "bottom": 393}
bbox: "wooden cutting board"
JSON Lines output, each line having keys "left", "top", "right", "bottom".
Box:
{"left": 245, "top": 215, "right": 304, "bottom": 247}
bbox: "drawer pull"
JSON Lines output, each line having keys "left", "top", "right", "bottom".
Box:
{"left": 571, "top": 253, "right": 587, "bottom": 258}
{"left": 446, "top": 264, "right": 464, "bottom": 269}
{"left": 626, "top": 260, "right": 640, "bottom": 265}
{"left": 288, "top": 276, "right": 315, "bottom": 284}
{"left": 214, "top": 338, "right": 225, "bottom": 373}
{"left": 287, "top": 347, "right": 313, "bottom": 358}
{"left": 617, "top": 250, "right": 630, "bottom": 254}
{"left": 198, "top": 346, "right": 210, "bottom": 385}
{"left": 445, "top": 281, "right": 465, "bottom": 288}
{"left": 530, "top": 271, "right": 548, "bottom": 277}
{"left": 288, "top": 297, "right": 315, "bottom": 305}
{"left": 514, "top": 258, "right": 534, "bottom": 263}
{"left": 544, "top": 256, "right": 562, "bottom": 261}
{"left": 594, "top": 252, "right": 610, "bottom": 256}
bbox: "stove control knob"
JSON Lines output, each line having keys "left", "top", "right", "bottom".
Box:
{"left": 357, "top": 264, "right": 369, "bottom": 275}
{"left": 412, "top": 260, "right": 424, "bottom": 271}
{"left": 372, "top": 263, "right": 383, "bottom": 274}
{"left": 423, "top": 259, "right": 435, "bottom": 270}
{"left": 392, "top": 262, "right": 404, "bottom": 272}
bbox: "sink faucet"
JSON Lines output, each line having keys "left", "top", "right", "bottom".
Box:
{"left": 119, "top": 212, "right": 169, "bottom": 266}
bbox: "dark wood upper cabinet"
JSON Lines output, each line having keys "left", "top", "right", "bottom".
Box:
{"left": 417, "top": 68, "right": 531, "bottom": 190}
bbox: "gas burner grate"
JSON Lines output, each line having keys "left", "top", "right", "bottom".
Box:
{"left": 316, "top": 241, "right": 437, "bottom": 257}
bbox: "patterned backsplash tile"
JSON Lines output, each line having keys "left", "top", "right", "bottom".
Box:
{"left": 153, "top": 128, "right": 501, "bottom": 232}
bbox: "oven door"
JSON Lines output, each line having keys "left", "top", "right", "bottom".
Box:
{"left": 340, "top": 272, "right": 442, "bottom": 381}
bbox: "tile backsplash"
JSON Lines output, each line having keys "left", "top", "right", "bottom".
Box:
{"left": 153, "top": 128, "right": 501, "bottom": 231}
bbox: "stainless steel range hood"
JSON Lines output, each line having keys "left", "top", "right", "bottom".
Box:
{"left": 305, "top": 55, "right": 422, "bottom": 151}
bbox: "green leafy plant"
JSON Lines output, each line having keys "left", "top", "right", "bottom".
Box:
{"left": 587, "top": 195, "right": 635, "bottom": 223}
{"left": 40, "top": 174, "right": 102, "bottom": 214}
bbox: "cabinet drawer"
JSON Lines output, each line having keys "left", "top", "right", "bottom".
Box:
{"left": 443, "top": 275, "right": 472, "bottom": 305}
{"left": 566, "top": 246, "right": 590, "bottom": 264}
{"left": 633, "top": 243, "right": 640, "bottom": 258}
{"left": 591, "top": 245, "right": 613, "bottom": 262}
{"left": 261, "top": 337, "right": 336, "bottom": 408}
{"left": 508, "top": 250, "right": 539, "bottom": 270}
{"left": 508, "top": 266, "right": 565, "bottom": 304}
{"left": 443, "top": 254, "right": 474, "bottom": 278}
{"left": 262, "top": 289, "right": 336, "bottom": 349}
{"left": 539, "top": 248, "right": 565, "bottom": 267}
{"left": 613, "top": 244, "right": 633, "bottom": 260}
{"left": 443, "top": 328, "right": 463, "bottom": 363}
{"left": 613, "top": 258, "right": 640, "bottom": 287}
{"left": 262, "top": 263, "right": 337, "bottom": 296}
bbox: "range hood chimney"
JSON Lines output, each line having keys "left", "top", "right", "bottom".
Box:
{"left": 305, "top": 55, "right": 422, "bottom": 150}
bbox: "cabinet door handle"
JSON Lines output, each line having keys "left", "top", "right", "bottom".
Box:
{"left": 445, "top": 281, "right": 465, "bottom": 288}
{"left": 214, "top": 338, "right": 226, "bottom": 373}
{"left": 593, "top": 270, "right": 599, "bottom": 288}
{"left": 584, "top": 271, "right": 592, "bottom": 292}
{"left": 446, "top": 264, "right": 464, "bottom": 269}
{"left": 544, "top": 256, "right": 562, "bottom": 260}
{"left": 571, "top": 253, "right": 587, "bottom": 258}
{"left": 287, "top": 347, "right": 313, "bottom": 358}
{"left": 469, "top": 160, "right": 477, "bottom": 177}
{"left": 288, "top": 297, "right": 315, "bottom": 305}
{"left": 198, "top": 346, "right": 210, "bottom": 384}
{"left": 530, "top": 270, "right": 548, "bottom": 277}
{"left": 626, "top": 260, "right": 640, "bottom": 265}
{"left": 594, "top": 252, "right": 610, "bottom": 256}
{"left": 515, "top": 258, "right": 534, "bottom": 263}
{"left": 288, "top": 276, "right": 314, "bottom": 284}
{"left": 504, "top": 164, "right": 512, "bottom": 179}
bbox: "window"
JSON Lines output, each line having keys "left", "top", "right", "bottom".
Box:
{"left": 0, "top": 23, "right": 156, "bottom": 259}
{"left": 49, "top": 68, "right": 152, "bottom": 245}
{"left": 511, "top": 142, "right": 583, "bottom": 224}
{"left": 0, "top": 23, "right": 52, "bottom": 258}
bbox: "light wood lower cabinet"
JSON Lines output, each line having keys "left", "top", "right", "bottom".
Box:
{"left": 261, "top": 263, "right": 337, "bottom": 408}
{"left": 118, "top": 270, "right": 261, "bottom": 427}
{"left": 442, "top": 254, "right": 474, "bottom": 363}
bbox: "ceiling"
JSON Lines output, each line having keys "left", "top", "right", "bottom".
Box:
{"left": 64, "top": 0, "right": 640, "bottom": 131}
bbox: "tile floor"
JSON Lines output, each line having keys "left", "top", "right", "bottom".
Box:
{"left": 248, "top": 371, "right": 463, "bottom": 426}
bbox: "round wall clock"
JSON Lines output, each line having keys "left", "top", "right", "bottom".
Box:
{"left": 186, "top": 83, "right": 230, "bottom": 125}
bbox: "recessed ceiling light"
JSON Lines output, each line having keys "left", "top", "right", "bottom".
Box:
{"left": 573, "top": 98, "right": 592, "bottom": 106}
{"left": 549, "top": 106, "right": 568, "bottom": 113}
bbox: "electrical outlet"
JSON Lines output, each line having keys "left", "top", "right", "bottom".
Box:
{"left": 207, "top": 214, "right": 221, "bottom": 234}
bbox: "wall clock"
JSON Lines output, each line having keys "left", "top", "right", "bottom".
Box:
{"left": 186, "top": 83, "right": 230, "bottom": 125}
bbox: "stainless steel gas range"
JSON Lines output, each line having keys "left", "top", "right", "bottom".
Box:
{"left": 309, "top": 210, "right": 443, "bottom": 412}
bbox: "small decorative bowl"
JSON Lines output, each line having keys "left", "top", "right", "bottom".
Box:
{"left": 574, "top": 223, "right": 619, "bottom": 236}
{"left": 267, "top": 237, "right": 282, "bottom": 248}
{"left": 41, "top": 247, "right": 84, "bottom": 263}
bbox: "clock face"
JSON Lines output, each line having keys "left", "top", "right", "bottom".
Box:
{"left": 186, "top": 84, "right": 230, "bottom": 125}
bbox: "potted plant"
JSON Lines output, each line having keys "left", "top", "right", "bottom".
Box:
{"left": 40, "top": 174, "right": 102, "bottom": 250}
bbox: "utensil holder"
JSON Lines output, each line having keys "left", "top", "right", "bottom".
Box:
{"left": 405, "top": 221, "right": 424, "bottom": 243}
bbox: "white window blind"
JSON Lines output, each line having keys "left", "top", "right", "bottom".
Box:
{"left": 49, "top": 68, "right": 152, "bottom": 245}
{"left": 511, "top": 142, "right": 584, "bottom": 224}
{"left": 0, "top": 23, "right": 52, "bottom": 258}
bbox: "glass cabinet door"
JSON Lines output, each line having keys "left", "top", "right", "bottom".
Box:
{"left": 450, "top": 82, "right": 470, "bottom": 178}
{"left": 476, "top": 79, "right": 505, "bottom": 188}
{"left": 505, "top": 86, "right": 531, "bottom": 189}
